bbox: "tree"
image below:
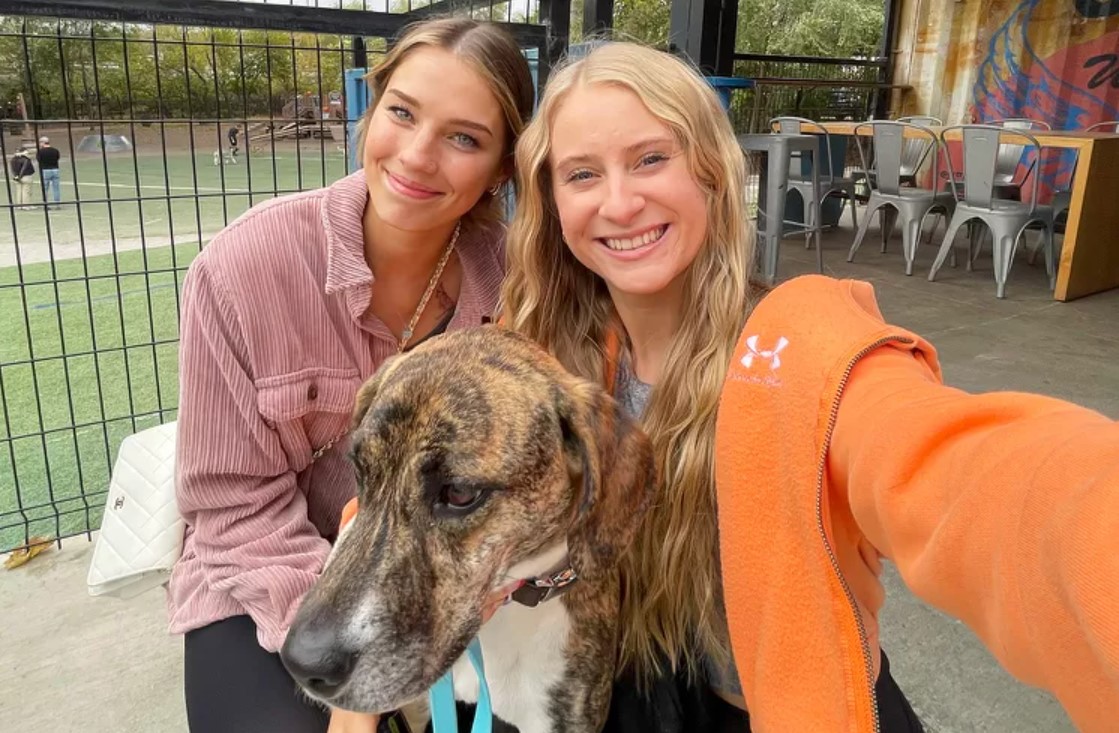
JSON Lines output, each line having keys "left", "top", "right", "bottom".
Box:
{"left": 570, "top": 0, "right": 885, "bottom": 57}
{"left": 614, "top": 0, "right": 671, "bottom": 46}
{"left": 0, "top": 17, "right": 353, "bottom": 122}
{"left": 736, "top": 0, "right": 884, "bottom": 57}
{"left": 0, "top": 3, "right": 886, "bottom": 123}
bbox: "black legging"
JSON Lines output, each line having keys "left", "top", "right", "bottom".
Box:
{"left": 601, "top": 648, "right": 924, "bottom": 733}
{"left": 184, "top": 615, "right": 330, "bottom": 733}
{"left": 185, "top": 615, "right": 922, "bottom": 733}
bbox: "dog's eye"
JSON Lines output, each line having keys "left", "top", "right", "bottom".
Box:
{"left": 435, "top": 483, "right": 489, "bottom": 516}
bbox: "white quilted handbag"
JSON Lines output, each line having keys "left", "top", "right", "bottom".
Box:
{"left": 87, "top": 421, "right": 183, "bottom": 599}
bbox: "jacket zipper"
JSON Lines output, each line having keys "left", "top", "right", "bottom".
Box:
{"left": 816, "top": 335, "right": 914, "bottom": 733}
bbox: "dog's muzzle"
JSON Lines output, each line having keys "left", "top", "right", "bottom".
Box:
{"left": 280, "top": 615, "right": 359, "bottom": 699}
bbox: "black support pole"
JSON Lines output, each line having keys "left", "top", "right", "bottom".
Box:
{"left": 540, "top": 0, "right": 572, "bottom": 73}
{"left": 352, "top": 36, "right": 367, "bottom": 71}
{"left": 582, "top": 0, "right": 614, "bottom": 38}
{"left": 877, "top": 0, "right": 903, "bottom": 118}
{"left": 668, "top": 0, "right": 737, "bottom": 76}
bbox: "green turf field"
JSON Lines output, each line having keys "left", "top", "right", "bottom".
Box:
{"left": 4, "top": 147, "right": 351, "bottom": 259}
{"left": 1, "top": 146, "right": 352, "bottom": 551}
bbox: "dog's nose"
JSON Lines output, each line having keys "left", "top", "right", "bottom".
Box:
{"left": 280, "top": 621, "right": 358, "bottom": 698}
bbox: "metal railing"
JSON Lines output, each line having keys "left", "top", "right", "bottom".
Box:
{"left": 725, "top": 53, "right": 895, "bottom": 133}
{"left": 0, "top": 0, "right": 553, "bottom": 552}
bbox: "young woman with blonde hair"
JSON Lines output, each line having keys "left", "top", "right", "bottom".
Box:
{"left": 169, "top": 17, "right": 534, "bottom": 733}
{"left": 502, "top": 41, "right": 1118, "bottom": 732}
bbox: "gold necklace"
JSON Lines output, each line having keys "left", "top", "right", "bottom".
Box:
{"left": 398, "top": 221, "right": 461, "bottom": 353}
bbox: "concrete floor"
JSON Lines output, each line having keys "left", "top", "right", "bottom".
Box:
{"left": 2, "top": 219, "right": 1116, "bottom": 732}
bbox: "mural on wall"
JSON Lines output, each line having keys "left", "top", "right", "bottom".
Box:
{"left": 970, "top": 0, "right": 1119, "bottom": 194}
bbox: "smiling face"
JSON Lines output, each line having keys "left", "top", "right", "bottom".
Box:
{"left": 547, "top": 83, "right": 709, "bottom": 300}
{"left": 363, "top": 46, "right": 507, "bottom": 234}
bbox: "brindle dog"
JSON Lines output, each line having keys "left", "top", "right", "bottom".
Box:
{"left": 281, "top": 326, "right": 654, "bottom": 733}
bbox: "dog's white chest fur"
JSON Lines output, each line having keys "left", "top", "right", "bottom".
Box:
{"left": 449, "top": 544, "right": 572, "bottom": 733}
{"left": 451, "top": 600, "right": 571, "bottom": 732}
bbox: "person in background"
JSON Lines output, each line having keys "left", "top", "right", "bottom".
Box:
{"left": 227, "top": 125, "right": 240, "bottom": 162}
{"left": 9, "top": 146, "right": 35, "bottom": 210}
{"left": 36, "top": 136, "right": 61, "bottom": 208}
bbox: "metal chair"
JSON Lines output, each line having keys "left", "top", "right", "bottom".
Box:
{"left": 990, "top": 118, "right": 1050, "bottom": 197}
{"left": 885, "top": 115, "right": 954, "bottom": 245}
{"left": 990, "top": 117, "right": 1052, "bottom": 129}
{"left": 959, "top": 117, "right": 1053, "bottom": 267}
{"left": 928, "top": 125, "right": 1056, "bottom": 298}
{"left": 851, "top": 114, "right": 943, "bottom": 206}
{"left": 896, "top": 115, "right": 946, "bottom": 247}
{"left": 848, "top": 121, "right": 955, "bottom": 275}
{"left": 770, "top": 117, "right": 860, "bottom": 247}
{"left": 1085, "top": 120, "right": 1119, "bottom": 132}
{"left": 896, "top": 115, "right": 943, "bottom": 184}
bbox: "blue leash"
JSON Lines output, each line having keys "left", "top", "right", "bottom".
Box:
{"left": 428, "top": 637, "right": 493, "bottom": 733}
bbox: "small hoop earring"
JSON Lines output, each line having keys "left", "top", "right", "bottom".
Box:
{"left": 489, "top": 182, "right": 502, "bottom": 195}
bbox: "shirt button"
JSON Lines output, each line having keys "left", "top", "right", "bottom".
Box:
{"left": 307, "top": 384, "right": 318, "bottom": 401}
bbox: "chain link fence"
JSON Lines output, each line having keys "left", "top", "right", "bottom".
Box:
{"left": 0, "top": 0, "right": 552, "bottom": 552}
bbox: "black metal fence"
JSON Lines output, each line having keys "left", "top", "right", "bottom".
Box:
{"left": 0, "top": 0, "right": 555, "bottom": 552}
{"left": 726, "top": 52, "right": 891, "bottom": 134}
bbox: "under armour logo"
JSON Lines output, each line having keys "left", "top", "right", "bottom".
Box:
{"left": 741, "top": 335, "right": 789, "bottom": 370}
{"left": 113, "top": 496, "right": 125, "bottom": 510}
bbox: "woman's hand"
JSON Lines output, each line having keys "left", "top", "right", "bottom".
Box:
{"left": 327, "top": 708, "right": 380, "bottom": 733}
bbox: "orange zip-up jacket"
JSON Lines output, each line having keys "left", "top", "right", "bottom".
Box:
{"left": 715, "top": 275, "right": 1118, "bottom": 732}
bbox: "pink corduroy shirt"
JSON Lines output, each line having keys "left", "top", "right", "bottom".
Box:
{"left": 166, "top": 171, "right": 506, "bottom": 651}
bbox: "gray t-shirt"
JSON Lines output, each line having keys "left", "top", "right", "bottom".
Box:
{"left": 612, "top": 354, "right": 744, "bottom": 697}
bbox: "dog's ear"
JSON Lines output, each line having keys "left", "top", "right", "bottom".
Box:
{"left": 556, "top": 380, "right": 655, "bottom": 583}
{"left": 351, "top": 354, "right": 403, "bottom": 429}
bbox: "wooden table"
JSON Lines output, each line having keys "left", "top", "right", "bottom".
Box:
{"left": 811, "top": 122, "right": 1119, "bottom": 301}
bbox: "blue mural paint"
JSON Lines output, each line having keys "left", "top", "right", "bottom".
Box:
{"left": 971, "top": 0, "right": 1119, "bottom": 194}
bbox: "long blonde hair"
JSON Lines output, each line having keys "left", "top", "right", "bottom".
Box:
{"left": 358, "top": 17, "right": 535, "bottom": 225}
{"left": 501, "top": 42, "right": 762, "bottom": 681}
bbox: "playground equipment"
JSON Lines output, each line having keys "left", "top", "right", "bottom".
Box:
{"left": 240, "top": 91, "right": 344, "bottom": 149}
{"left": 279, "top": 91, "right": 343, "bottom": 122}
{"left": 282, "top": 92, "right": 320, "bottom": 120}
{"left": 76, "top": 133, "right": 133, "bottom": 153}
